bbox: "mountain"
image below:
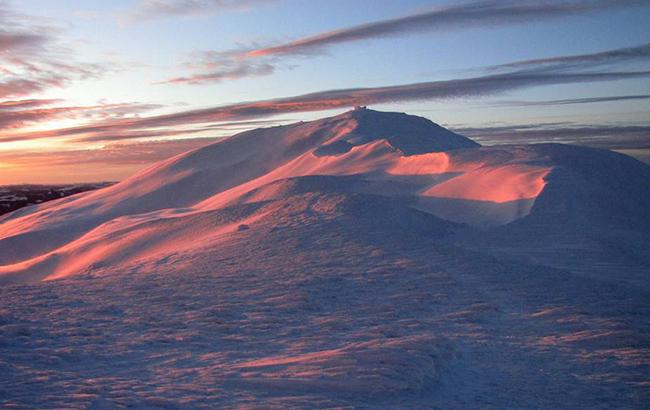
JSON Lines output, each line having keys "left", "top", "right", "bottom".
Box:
{"left": 1, "top": 108, "right": 648, "bottom": 408}
{"left": 1, "top": 108, "right": 648, "bottom": 282}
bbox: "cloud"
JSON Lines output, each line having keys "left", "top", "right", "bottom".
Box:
{"left": 71, "top": 127, "right": 214, "bottom": 143}
{"left": 0, "top": 98, "right": 61, "bottom": 110}
{"left": 125, "top": 0, "right": 276, "bottom": 22}
{"left": 0, "top": 100, "right": 164, "bottom": 130}
{"left": 159, "top": 62, "right": 274, "bottom": 85}
{"left": 0, "top": 3, "right": 114, "bottom": 99}
{"left": 5, "top": 67, "right": 650, "bottom": 143}
{"left": 246, "top": 0, "right": 645, "bottom": 57}
{"left": 490, "top": 42, "right": 650, "bottom": 72}
{"left": 0, "top": 31, "right": 48, "bottom": 54}
{"left": 119, "top": 70, "right": 650, "bottom": 124}
{"left": 452, "top": 123, "right": 650, "bottom": 150}
{"left": 0, "top": 137, "right": 221, "bottom": 184}
{"left": 0, "top": 137, "right": 219, "bottom": 167}
{"left": 0, "top": 58, "right": 111, "bottom": 100}
{"left": 0, "top": 3, "right": 52, "bottom": 56}
{"left": 491, "top": 94, "right": 650, "bottom": 107}
{"left": 73, "top": 119, "right": 282, "bottom": 142}
{"left": 0, "top": 78, "right": 62, "bottom": 99}
{"left": 163, "top": 0, "right": 650, "bottom": 84}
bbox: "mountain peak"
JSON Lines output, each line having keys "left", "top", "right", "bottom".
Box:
{"left": 323, "top": 107, "right": 480, "bottom": 155}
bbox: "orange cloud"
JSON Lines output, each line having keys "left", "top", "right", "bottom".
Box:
{"left": 0, "top": 101, "right": 163, "bottom": 130}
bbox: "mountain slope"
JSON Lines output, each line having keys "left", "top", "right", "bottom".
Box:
{"left": 1, "top": 177, "right": 648, "bottom": 408}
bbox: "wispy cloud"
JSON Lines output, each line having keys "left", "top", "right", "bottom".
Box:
{"left": 0, "top": 99, "right": 61, "bottom": 110}
{"left": 246, "top": 1, "right": 646, "bottom": 57}
{"left": 0, "top": 2, "right": 114, "bottom": 99}
{"left": 163, "top": 0, "right": 650, "bottom": 84}
{"left": 0, "top": 31, "right": 48, "bottom": 54}
{"left": 5, "top": 67, "right": 650, "bottom": 144}
{"left": 453, "top": 123, "right": 650, "bottom": 150}
{"left": 491, "top": 94, "right": 650, "bottom": 107}
{"left": 0, "top": 137, "right": 219, "bottom": 167}
{"left": 0, "top": 78, "right": 60, "bottom": 99}
{"left": 159, "top": 61, "right": 275, "bottom": 85}
{"left": 490, "top": 42, "right": 650, "bottom": 72}
{"left": 124, "top": 0, "right": 277, "bottom": 22}
{"left": 72, "top": 119, "right": 281, "bottom": 143}
{"left": 0, "top": 138, "right": 221, "bottom": 184}
{"left": 0, "top": 100, "right": 163, "bottom": 130}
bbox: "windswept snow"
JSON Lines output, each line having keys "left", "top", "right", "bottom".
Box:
{"left": 1, "top": 108, "right": 649, "bottom": 408}
{"left": 1, "top": 193, "right": 648, "bottom": 408}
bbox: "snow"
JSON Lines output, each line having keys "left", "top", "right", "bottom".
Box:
{"left": 0, "top": 109, "right": 649, "bottom": 408}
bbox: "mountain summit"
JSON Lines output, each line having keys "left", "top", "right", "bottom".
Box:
{"left": 316, "top": 107, "right": 480, "bottom": 154}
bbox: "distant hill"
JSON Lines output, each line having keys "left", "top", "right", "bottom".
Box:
{"left": 0, "top": 183, "right": 113, "bottom": 216}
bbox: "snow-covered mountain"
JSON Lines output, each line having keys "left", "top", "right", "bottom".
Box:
{"left": 1, "top": 107, "right": 648, "bottom": 283}
{"left": 1, "top": 108, "right": 648, "bottom": 408}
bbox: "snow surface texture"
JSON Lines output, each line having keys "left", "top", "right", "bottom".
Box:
{"left": 1, "top": 108, "right": 649, "bottom": 408}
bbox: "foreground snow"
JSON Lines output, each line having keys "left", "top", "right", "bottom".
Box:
{"left": 2, "top": 193, "right": 649, "bottom": 408}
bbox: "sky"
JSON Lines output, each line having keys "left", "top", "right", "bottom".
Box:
{"left": 1, "top": 0, "right": 649, "bottom": 184}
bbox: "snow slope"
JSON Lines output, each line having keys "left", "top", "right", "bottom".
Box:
{"left": 1, "top": 186, "right": 648, "bottom": 408}
{"left": 1, "top": 108, "right": 649, "bottom": 408}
